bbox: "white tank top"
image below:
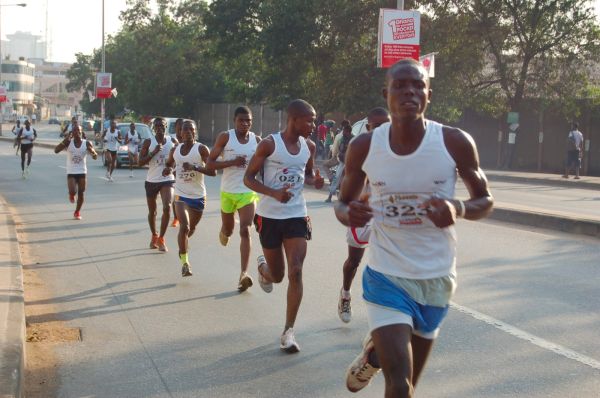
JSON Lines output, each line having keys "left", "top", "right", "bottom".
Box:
{"left": 146, "top": 136, "right": 175, "bottom": 183}
{"left": 363, "top": 120, "right": 458, "bottom": 279}
{"left": 20, "top": 127, "right": 35, "bottom": 144}
{"left": 66, "top": 139, "right": 88, "bottom": 174}
{"left": 105, "top": 129, "right": 120, "bottom": 151}
{"left": 221, "top": 130, "right": 257, "bottom": 193}
{"left": 256, "top": 132, "right": 310, "bottom": 219}
{"left": 174, "top": 143, "right": 206, "bottom": 199}
{"left": 127, "top": 131, "right": 140, "bottom": 152}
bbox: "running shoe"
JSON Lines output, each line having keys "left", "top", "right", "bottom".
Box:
{"left": 345, "top": 334, "right": 381, "bottom": 392}
{"left": 237, "top": 272, "right": 253, "bottom": 292}
{"left": 149, "top": 234, "right": 159, "bottom": 249}
{"left": 219, "top": 230, "right": 229, "bottom": 246}
{"left": 129, "top": 171, "right": 133, "bottom": 178}
{"left": 171, "top": 218, "right": 179, "bottom": 227}
{"left": 25, "top": 166, "right": 30, "bottom": 178}
{"left": 69, "top": 194, "right": 75, "bottom": 204}
{"left": 338, "top": 290, "right": 352, "bottom": 323}
{"left": 257, "top": 255, "right": 273, "bottom": 293}
{"left": 108, "top": 175, "right": 114, "bottom": 182}
{"left": 73, "top": 211, "right": 82, "bottom": 220}
{"left": 105, "top": 171, "right": 110, "bottom": 179}
{"left": 157, "top": 236, "right": 168, "bottom": 252}
{"left": 181, "top": 263, "right": 193, "bottom": 277}
{"left": 21, "top": 171, "right": 26, "bottom": 179}
{"left": 280, "top": 328, "right": 300, "bottom": 353}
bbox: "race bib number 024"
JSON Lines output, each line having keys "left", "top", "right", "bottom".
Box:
{"left": 376, "top": 192, "right": 433, "bottom": 228}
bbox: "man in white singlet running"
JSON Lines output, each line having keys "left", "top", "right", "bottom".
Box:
{"left": 54, "top": 125, "right": 98, "bottom": 220}
{"left": 207, "top": 106, "right": 261, "bottom": 292}
{"left": 164, "top": 120, "right": 216, "bottom": 277}
{"left": 336, "top": 59, "right": 493, "bottom": 396}
{"left": 244, "top": 99, "right": 324, "bottom": 353}
{"left": 337, "top": 107, "right": 390, "bottom": 324}
{"left": 139, "top": 117, "right": 178, "bottom": 252}
{"left": 102, "top": 119, "right": 122, "bottom": 181}
{"left": 16, "top": 120, "right": 37, "bottom": 179}
{"left": 125, "top": 122, "right": 141, "bottom": 178}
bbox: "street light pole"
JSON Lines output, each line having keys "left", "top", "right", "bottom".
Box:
{"left": 100, "top": 0, "right": 105, "bottom": 130}
{"left": 0, "top": 2, "right": 27, "bottom": 136}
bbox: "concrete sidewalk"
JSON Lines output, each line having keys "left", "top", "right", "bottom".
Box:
{"left": 0, "top": 197, "right": 25, "bottom": 398}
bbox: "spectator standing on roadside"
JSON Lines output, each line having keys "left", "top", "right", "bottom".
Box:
{"left": 325, "top": 120, "right": 353, "bottom": 203}
{"left": 563, "top": 122, "right": 584, "bottom": 179}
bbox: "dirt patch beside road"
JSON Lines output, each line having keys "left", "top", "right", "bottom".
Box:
{"left": 17, "top": 219, "right": 81, "bottom": 398}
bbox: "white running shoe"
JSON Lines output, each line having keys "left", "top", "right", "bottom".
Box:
{"left": 257, "top": 255, "right": 273, "bottom": 293}
{"left": 345, "top": 334, "right": 381, "bottom": 392}
{"left": 338, "top": 290, "right": 352, "bottom": 323}
{"left": 280, "top": 328, "right": 300, "bottom": 353}
{"left": 105, "top": 171, "right": 110, "bottom": 179}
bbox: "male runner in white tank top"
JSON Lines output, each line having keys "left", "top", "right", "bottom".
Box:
{"left": 125, "top": 122, "right": 140, "bottom": 178}
{"left": 164, "top": 120, "right": 216, "bottom": 277}
{"left": 336, "top": 107, "right": 390, "bottom": 324}
{"left": 336, "top": 59, "right": 494, "bottom": 396}
{"left": 207, "top": 106, "right": 261, "bottom": 292}
{"left": 102, "top": 119, "right": 122, "bottom": 181}
{"left": 54, "top": 125, "right": 98, "bottom": 220}
{"left": 139, "top": 117, "right": 178, "bottom": 252}
{"left": 244, "top": 99, "right": 325, "bottom": 353}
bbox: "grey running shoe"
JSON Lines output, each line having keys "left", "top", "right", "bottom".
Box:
{"left": 338, "top": 290, "right": 352, "bottom": 323}
{"left": 219, "top": 230, "right": 230, "bottom": 246}
{"left": 257, "top": 255, "right": 273, "bottom": 293}
{"left": 181, "top": 263, "right": 193, "bottom": 277}
{"left": 280, "top": 328, "right": 300, "bottom": 353}
{"left": 238, "top": 273, "right": 253, "bottom": 292}
{"left": 346, "top": 334, "right": 381, "bottom": 392}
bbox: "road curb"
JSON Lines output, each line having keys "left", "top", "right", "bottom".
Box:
{"left": 485, "top": 172, "right": 600, "bottom": 190}
{"left": 489, "top": 205, "right": 600, "bottom": 238}
{"left": 0, "top": 196, "right": 25, "bottom": 398}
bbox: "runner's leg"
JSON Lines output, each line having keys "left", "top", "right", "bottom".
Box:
{"left": 67, "top": 176, "right": 76, "bottom": 201}
{"left": 146, "top": 193, "right": 158, "bottom": 236}
{"left": 220, "top": 210, "right": 235, "bottom": 240}
{"left": 260, "top": 246, "right": 286, "bottom": 284}
{"left": 75, "top": 177, "right": 86, "bottom": 213}
{"left": 237, "top": 202, "right": 255, "bottom": 274}
{"left": 282, "top": 237, "right": 307, "bottom": 330}
{"left": 158, "top": 185, "right": 173, "bottom": 238}
{"left": 370, "top": 324, "right": 434, "bottom": 398}
{"left": 343, "top": 246, "right": 365, "bottom": 291}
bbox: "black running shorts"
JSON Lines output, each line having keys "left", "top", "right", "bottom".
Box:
{"left": 253, "top": 215, "right": 312, "bottom": 249}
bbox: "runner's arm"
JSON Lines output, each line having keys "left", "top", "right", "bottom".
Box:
{"left": 421, "top": 127, "right": 493, "bottom": 227}
{"left": 54, "top": 135, "right": 71, "bottom": 153}
{"left": 86, "top": 140, "right": 98, "bottom": 159}
{"left": 206, "top": 131, "right": 244, "bottom": 170}
{"left": 162, "top": 147, "right": 176, "bottom": 176}
{"left": 244, "top": 137, "right": 293, "bottom": 203}
{"left": 138, "top": 139, "right": 157, "bottom": 166}
{"left": 334, "top": 134, "right": 372, "bottom": 227}
{"left": 304, "top": 138, "right": 324, "bottom": 189}
{"left": 193, "top": 144, "right": 217, "bottom": 176}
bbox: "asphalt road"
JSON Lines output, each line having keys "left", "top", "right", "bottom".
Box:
{"left": 1, "top": 142, "right": 599, "bottom": 397}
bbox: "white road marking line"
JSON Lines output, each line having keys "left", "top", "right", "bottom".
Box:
{"left": 58, "top": 165, "right": 66, "bottom": 169}
{"left": 451, "top": 302, "right": 600, "bottom": 370}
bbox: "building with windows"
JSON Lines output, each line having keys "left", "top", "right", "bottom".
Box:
{"left": 1, "top": 31, "right": 47, "bottom": 61}
{"left": 30, "top": 59, "right": 82, "bottom": 119}
{"left": 0, "top": 58, "right": 35, "bottom": 119}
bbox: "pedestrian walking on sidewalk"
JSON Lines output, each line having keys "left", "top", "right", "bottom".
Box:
{"left": 244, "top": 99, "right": 324, "bottom": 353}
{"left": 335, "top": 59, "right": 493, "bottom": 396}
{"left": 164, "top": 120, "right": 216, "bottom": 277}
{"left": 563, "top": 122, "right": 584, "bottom": 179}
{"left": 206, "top": 106, "right": 261, "bottom": 292}
{"left": 53, "top": 125, "right": 98, "bottom": 220}
{"left": 139, "top": 117, "right": 177, "bottom": 253}
{"left": 337, "top": 107, "right": 390, "bottom": 324}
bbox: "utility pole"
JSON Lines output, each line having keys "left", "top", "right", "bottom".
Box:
{"left": 100, "top": 0, "right": 105, "bottom": 129}
{"left": 397, "top": 0, "right": 404, "bottom": 9}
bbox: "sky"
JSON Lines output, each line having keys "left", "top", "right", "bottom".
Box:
{"left": 0, "top": 0, "right": 598, "bottom": 64}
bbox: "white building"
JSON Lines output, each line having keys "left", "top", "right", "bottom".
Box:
{"left": 1, "top": 31, "right": 47, "bottom": 61}
{"left": 1, "top": 58, "right": 35, "bottom": 119}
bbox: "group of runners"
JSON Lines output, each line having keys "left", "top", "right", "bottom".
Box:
{"left": 51, "top": 59, "right": 493, "bottom": 397}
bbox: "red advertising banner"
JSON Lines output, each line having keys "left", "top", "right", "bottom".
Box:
{"left": 378, "top": 9, "right": 421, "bottom": 68}
{"left": 96, "top": 73, "right": 112, "bottom": 99}
{"left": 0, "top": 86, "right": 7, "bottom": 103}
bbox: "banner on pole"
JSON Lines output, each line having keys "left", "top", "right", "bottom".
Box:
{"left": 96, "top": 73, "right": 112, "bottom": 99}
{"left": 378, "top": 9, "right": 421, "bottom": 68}
{"left": 0, "top": 86, "right": 7, "bottom": 103}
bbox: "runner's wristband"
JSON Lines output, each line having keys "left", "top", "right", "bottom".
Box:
{"left": 456, "top": 200, "right": 465, "bottom": 218}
